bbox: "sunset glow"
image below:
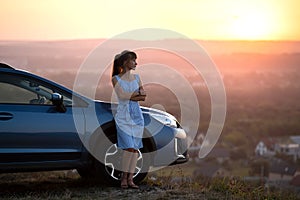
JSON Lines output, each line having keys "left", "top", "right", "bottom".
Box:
{"left": 228, "top": 10, "right": 275, "bottom": 40}
{"left": 0, "top": 0, "right": 299, "bottom": 41}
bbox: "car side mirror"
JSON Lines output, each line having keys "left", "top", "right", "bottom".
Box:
{"left": 51, "top": 93, "right": 66, "bottom": 113}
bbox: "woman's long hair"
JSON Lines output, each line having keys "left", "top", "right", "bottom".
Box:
{"left": 112, "top": 54, "right": 121, "bottom": 77}
{"left": 111, "top": 50, "right": 137, "bottom": 77}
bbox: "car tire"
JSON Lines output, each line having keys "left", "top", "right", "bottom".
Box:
{"left": 81, "top": 134, "right": 150, "bottom": 185}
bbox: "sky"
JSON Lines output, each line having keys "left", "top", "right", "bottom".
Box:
{"left": 0, "top": 0, "right": 300, "bottom": 41}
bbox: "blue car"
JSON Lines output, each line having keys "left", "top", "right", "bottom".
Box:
{"left": 0, "top": 63, "right": 188, "bottom": 185}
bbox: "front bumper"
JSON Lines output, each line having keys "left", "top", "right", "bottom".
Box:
{"left": 152, "top": 128, "right": 189, "bottom": 167}
{"left": 170, "top": 137, "right": 189, "bottom": 165}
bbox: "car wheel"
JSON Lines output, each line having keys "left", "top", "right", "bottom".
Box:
{"left": 88, "top": 135, "right": 150, "bottom": 185}
{"left": 105, "top": 144, "right": 151, "bottom": 185}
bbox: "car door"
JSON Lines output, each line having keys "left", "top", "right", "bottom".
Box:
{"left": 0, "top": 73, "right": 85, "bottom": 166}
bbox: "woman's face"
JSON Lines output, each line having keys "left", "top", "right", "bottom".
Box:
{"left": 124, "top": 57, "right": 137, "bottom": 70}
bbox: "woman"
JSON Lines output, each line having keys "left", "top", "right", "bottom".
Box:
{"left": 111, "top": 50, "right": 146, "bottom": 189}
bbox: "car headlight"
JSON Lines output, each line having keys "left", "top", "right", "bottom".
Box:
{"left": 150, "top": 114, "right": 178, "bottom": 128}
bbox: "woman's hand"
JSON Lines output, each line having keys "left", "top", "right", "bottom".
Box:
{"left": 130, "top": 90, "right": 146, "bottom": 101}
{"left": 139, "top": 89, "right": 146, "bottom": 97}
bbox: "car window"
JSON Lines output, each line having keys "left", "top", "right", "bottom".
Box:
{"left": 0, "top": 82, "right": 39, "bottom": 104}
{"left": 0, "top": 74, "right": 73, "bottom": 106}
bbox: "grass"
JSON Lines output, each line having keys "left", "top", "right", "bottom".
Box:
{"left": 148, "top": 172, "right": 299, "bottom": 200}
{"left": 148, "top": 163, "right": 300, "bottom": 200}
{"left": 0, "top": 164, "right": 299, "bottom": 200}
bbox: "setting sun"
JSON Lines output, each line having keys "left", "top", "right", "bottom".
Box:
{"left": 225, "top": 3, "right": 277, "bottom": 40}
{"left": 230, "top": 14, "right": 272, "bottom": 40}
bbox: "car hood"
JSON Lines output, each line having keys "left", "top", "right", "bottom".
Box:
{"left": 95, "top": 100, "right": 177, "bottom": 121}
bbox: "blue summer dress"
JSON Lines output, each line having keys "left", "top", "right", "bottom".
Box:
{"left": 114, "top": 74, "right": 144, "bottom": 150}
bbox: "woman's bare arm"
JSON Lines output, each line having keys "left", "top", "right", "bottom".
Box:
{"left": 112, "top": 75, "right": 146, "bottom": 101}
{"left": 130, "top": 94, "right": 146, "bottom": 101}
{"left": 112, "top": 76, "right": 141, "bottom": 100}
{"left": 135, "top": 75, "right": 147, "bottom": 101}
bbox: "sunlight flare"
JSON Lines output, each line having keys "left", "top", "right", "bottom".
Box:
{"left": 228, "top": 9, "right": 275, "bottom": 40}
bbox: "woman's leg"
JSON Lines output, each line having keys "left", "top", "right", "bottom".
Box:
{"left": 127, "top": 149, "right": 139, "bottom": 188}
{"left": 121, "top": 149, "right": 131, "bottom": 188}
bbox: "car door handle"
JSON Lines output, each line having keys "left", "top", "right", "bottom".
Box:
{"left": 0, "top": 112, "right": 13, "bottom": 121}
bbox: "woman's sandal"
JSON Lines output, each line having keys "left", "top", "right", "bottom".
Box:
{"left": 128, "top": 179, "right": 139, "bottom": 189}
{"left": 121, "top": 179, "right": 128, "bottom": 189}
{"left": 120, "top": 173, "right": 128, "bottom": 189}
{"left": 121, "top": 183, "right": 128, "bottom": 189}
